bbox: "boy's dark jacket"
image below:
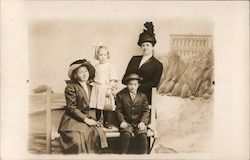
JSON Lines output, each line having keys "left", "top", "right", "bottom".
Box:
{"left": 115, "top": 88, "right": 150, "bottom": 125}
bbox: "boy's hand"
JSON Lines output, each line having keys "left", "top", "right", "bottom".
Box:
{"left": 84, "top": 118, "right": 97, "bottom": 126}
{"left": 120, "top": 121, "right": 128, "bottom": 129}
{"left": 138, "top": 122, "right": 146, "bottom": 131}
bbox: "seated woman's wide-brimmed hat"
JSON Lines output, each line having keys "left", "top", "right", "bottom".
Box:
{"left": 124, "top": 73, "right": 143, "bottom": 84}
{"left": 68, "top": 59, "right": 95, "bottom": 81}
{"left": 137, "top": 22, "right": 157, "bottom": 46}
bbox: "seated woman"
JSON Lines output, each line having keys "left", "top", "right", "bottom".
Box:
{"left": 58, "top": 59, "right": 108, "bottom": 154}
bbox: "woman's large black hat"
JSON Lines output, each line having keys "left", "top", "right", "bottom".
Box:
{"left": 137, "top": 22, "right": 157, "bottom": 46}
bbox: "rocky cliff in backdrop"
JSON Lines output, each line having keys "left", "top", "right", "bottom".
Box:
{"left": 156, "top": 50, "right": 214, "bottom": 98}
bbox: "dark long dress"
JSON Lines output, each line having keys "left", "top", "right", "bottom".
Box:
{"left": 58, "top": 80, "right": 107, "bottom": 154}
{"left": 122, "top": 55, "right": 163, "bottom": 104}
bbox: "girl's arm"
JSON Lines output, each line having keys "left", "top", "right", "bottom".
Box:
{"left": 109, "top": 63, "right": 118, "bottom": 84}
{"left": 109, "top": 80, "right": 118, "bottom": 90}
{"left": 109, "top": 63, "right": 119, "bottom": 91}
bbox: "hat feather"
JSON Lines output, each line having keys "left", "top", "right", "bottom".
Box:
{"left": 137, "top": 21, "right": 157, "bottom": 46}
{"left": 144, "top": 22, "right": 154, "bottom": 34}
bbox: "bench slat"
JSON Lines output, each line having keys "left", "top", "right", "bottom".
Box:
{"left": 51, "top": 126, "right": 155, "bottom": 140}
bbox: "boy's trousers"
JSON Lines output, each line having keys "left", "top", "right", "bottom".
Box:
{"left": 119, "top": 123, "right": 148, "bottom": 154}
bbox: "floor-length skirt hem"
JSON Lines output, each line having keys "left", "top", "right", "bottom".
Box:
{"left": 60, "top": 130, "right": 102, "bottom": 154}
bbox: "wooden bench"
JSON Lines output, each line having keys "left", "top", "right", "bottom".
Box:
{"left": 45, "top": 87, "right": 157, "bottom": 154}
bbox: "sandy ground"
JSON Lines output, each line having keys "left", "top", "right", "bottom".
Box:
{"left": 153, "top": 95, "right": 213, "bottom": 153}
{"left": 29, "top": 93, "right": 213, "bottom": 154}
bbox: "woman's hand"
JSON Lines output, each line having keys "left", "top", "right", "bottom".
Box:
{"left": 138, "top": 122, "right": 146, "bottom": 131}
{"left": 84, "top": 118, "right": 97, "bottom": 126}
{"left": 120, "top": 121, "right": 128, "bottom": 129}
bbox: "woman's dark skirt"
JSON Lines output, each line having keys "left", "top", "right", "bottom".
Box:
{"left": 60, "top": 128, "right": 102, "bottom": 154}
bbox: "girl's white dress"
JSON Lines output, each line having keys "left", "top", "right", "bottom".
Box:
{"left": 89, "top": 62, "right": 118, "bottom": 111}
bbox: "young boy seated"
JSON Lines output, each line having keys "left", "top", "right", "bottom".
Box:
{"left": 115, "top": 73, "right": 150, "bottom": 154}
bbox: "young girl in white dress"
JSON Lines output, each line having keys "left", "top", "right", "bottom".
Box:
{"left": 89, "top": 45, "right": 118, "bottom": 129}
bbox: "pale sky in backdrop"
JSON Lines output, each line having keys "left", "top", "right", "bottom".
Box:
{"left": 29, "top": 16, "right": 213, "bottom": 93}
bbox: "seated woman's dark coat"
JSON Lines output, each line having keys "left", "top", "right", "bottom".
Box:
{"left": 58, "top": 80, "right": 107, "bottom": 154}
{"left": 58, "top": 80, "right": 95, "bottom": 134}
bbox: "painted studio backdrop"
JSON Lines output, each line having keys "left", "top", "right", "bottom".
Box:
{"left": 29, "top": 19, "right": 214, "bottom": 154}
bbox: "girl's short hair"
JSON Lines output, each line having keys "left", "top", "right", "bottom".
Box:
{"left": 94, "top": 46, "right": 111, "bottom": 60}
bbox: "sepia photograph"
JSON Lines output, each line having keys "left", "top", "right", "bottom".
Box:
{"left": 1, "top": 1, "right": 249, "bottom": 160}
{"left": 28, "top": 19, "right": 214, "bottom": 155}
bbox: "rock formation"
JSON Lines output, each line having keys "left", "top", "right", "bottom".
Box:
{"left": 156, "top": 49, "right": 214, "bottom": 98}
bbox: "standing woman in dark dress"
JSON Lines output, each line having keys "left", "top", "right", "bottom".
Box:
{"left": 58, "top": 59, "right": 108, "bottom": 154}
{"left": 122, "top": 22, "right": 163, "bottom": 104}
